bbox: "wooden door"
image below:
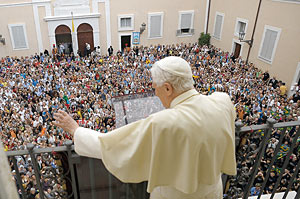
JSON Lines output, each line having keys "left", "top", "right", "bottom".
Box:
{"left": 55, "top": 25, "right": 73, "bottom": 54}
{"left": 234, "top": 43, "right": 241, "bottom": 59}
{"left": 77, "top": 23, "right": 94, "bottom": 56}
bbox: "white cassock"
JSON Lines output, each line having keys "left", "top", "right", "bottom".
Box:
{"left": 74, "top": 89, "right": 237, "bottom": 199}
{"left": 0, "top": 142, "right": 19, "bottom": 199}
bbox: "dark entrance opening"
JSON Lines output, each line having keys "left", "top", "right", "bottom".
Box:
{"left": 77, "top": 23, "right": 94, "bottom": 57}
{"left": 233, "top": 42, "right": 241, "bottom": 59}
{"left": 121, "top": 35, "right": 131, "bottom": 52}
{"left": 55, "top": 25, "right": 73, "bottom": 55}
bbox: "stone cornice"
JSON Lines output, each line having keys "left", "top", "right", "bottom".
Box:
{"left": 44, "top": 13, "right": 101, "bottom": 22}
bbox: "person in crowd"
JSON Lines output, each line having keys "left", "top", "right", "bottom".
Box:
{"left": 53, "top": 56, "right": 236, "bottom": 199}
{"left": 250, "top": 183, "right": 261, "bottom": 196}
{"left": 59, "top": 43, "right": 65, "bottom": 55}
{"left": 28, "top": 187, "right": 37, "bottom": 199}
{"left": 96, "top": 46, "right": 101, "bottom": 56}
{"left": 108, "top": 45, "right": 113, "bottom": 56}
{"left": 85, "top": 43, "right": 91, "bottom": 57}
{"left": 0, "top": 43, "right": 299, "bottom": 198}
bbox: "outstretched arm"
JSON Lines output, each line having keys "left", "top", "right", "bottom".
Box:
{"left": 53, "top": 110, "right": 79, "bottom": 136}
{"left": 53, "top": 110, "right": 102, "bottom": 159}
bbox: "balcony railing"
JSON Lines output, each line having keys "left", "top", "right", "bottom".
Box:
{"left": 5, "top": 140, "right": 149, "bottom": 199}
{"left": 5, "top": 141, "right": 77, "bottom": 199}
{"left": 226, "top": 119, "right": 300, "bottom": 199}
{"left": 4, "top": 119, "right": 300, "bottom": 199}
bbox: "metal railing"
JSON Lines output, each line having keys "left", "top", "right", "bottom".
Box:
{"left": 5, "top": 141, "right": 77, "bottom": 199}
{"left": 4, "top": 119, "right": 300, "bottom": 199}
{"left": 225, "top": 119, "right": 300, "bottom": 199}
{"left": 5, "top": 140, "right": 148, "bottom": 199}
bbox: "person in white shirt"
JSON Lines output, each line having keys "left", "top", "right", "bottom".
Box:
{"left": 59, "top": 43, "right": 65, "bottom": 55}
{"left": 53, "top": 56, "right": 236, "bottom": 199}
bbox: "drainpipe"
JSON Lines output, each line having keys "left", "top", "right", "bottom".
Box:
{"left": 205, "top": 0, "right": 211, "bottom": 34}
{"left": 246, "top": 0, "right": 262, "bottom": 64}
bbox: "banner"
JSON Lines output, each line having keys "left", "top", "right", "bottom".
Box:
{"left": 132, "top": 32, "right": 140, "bottom": 45}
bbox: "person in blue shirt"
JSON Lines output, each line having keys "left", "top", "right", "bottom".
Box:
{"left": 250, "top": 183, "right": 261, "bottom": 196}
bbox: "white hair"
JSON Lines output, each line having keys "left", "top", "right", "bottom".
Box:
{"left": 151, "top": 63, "right": 194, "bottom": 93}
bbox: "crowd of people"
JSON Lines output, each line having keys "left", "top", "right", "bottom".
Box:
{"left": 1, "top": 42, "right": 299, "bottom": 198}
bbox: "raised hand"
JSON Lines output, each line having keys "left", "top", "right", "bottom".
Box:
{"left": 53, "top": 110, "right": 79, "bottom": 136}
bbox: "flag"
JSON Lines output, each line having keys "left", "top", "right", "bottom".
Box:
{"left": 71, "top": 12, "right": 75, "bottom": 32}
{"left": 72, "top": 19, "right": 74, "bottom": 32}
{"left": 276, "top": 151, "right": 286, "bottom": 159}
{"left": 280, "top": 144, "right": 289, "bottom": 152}
{"left": 272, "top": 167, "right": 282, "bottom": 174}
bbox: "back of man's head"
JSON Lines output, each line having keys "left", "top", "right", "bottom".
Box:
{"left": 151, "top": 56, "right": 194, "bottom": 93}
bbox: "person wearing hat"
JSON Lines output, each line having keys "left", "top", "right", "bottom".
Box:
{"left": 250, "top": 183, "right": 261, "bottom": 196}
{"left": 54, "top": 56, "right": 236, "bottom": 199}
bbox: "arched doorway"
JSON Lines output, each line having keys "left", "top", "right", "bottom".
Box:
{"left": 55, "top": 25, "right": 73, "bottom": 55}
{"left": 77, "top": 23, "right": 94, "bottom": 57}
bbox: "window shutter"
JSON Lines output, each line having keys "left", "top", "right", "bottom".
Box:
{"left": 181, "top": 13, "right": 192, "bottom": 29}
{"left": 214, "top": 15, "right": 223, "bottom": 39}
{"left": 260, "top": 29, "right": 278, "bottom": 61}
{"left": 281, "top": 0, "right": 300, "bottom": 2}
{"left": 150, "top": 15, "right": 162, "bottom": 38}
{"left": 11, "top": 25, "right": 27, "bottom": 49}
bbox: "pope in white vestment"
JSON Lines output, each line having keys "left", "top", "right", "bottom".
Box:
{"left": 54, "top": 56, "right": 237, "bottom": 199}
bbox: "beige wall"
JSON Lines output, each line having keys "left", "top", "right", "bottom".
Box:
{"left": 109, "top": 0, "right": 206, "bottom": 51}
{"left": 1, "top": 0, "right": 207, "bottom": 57}
{"left": 0, "top": 5, "right": 38, "bottom": 57}
{"left": 0, "top": 0, "right": 31, "bottom": 4}
{"left": 50, "top": 0, "right": 55, "bottom": 18}
{"left": 249, "top": 0, "right": 300, "bottom": 87}
{"left": 38, "top": 5, "right": 50, "bottom": 53}
{"left": 209, "top": 0, "right": 258, "bottom": 55}
{"left": 97, "top": 2, "right": 108, "bottom": 55}
{"left": 209, "top": 0, "right": 300, "bottom": 87}
{"left": 1, "top": 0, "right": 299, "bottom": 90}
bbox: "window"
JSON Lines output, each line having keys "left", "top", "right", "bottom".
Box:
{"left": 258, "top": 25, "right": 281, "bottom": 64}
{"left": 118, "top": 15, "right": 134, "bottom": 31}
{"left": 238, "top": 22, "right": 246, "bottom": 33}
{"left": 213, "top": 12, "right": 224, "bottom": 40}
{"left": 234, "top": 18, "right": 248, "bottom": 37}
{"left": 177, "top": 11, "right": 194, "bottom": 36}
{"left": 148, "top": 12, "right": 164, "bottom": 39}
{"left": 121, "top": 18, "right": 131, "bottom": 28}
{"left": 273, "top": 0, "right": 300, "bottom": 4}
{"left": 8, "top": 24, "right": 29, "bottom": 50}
